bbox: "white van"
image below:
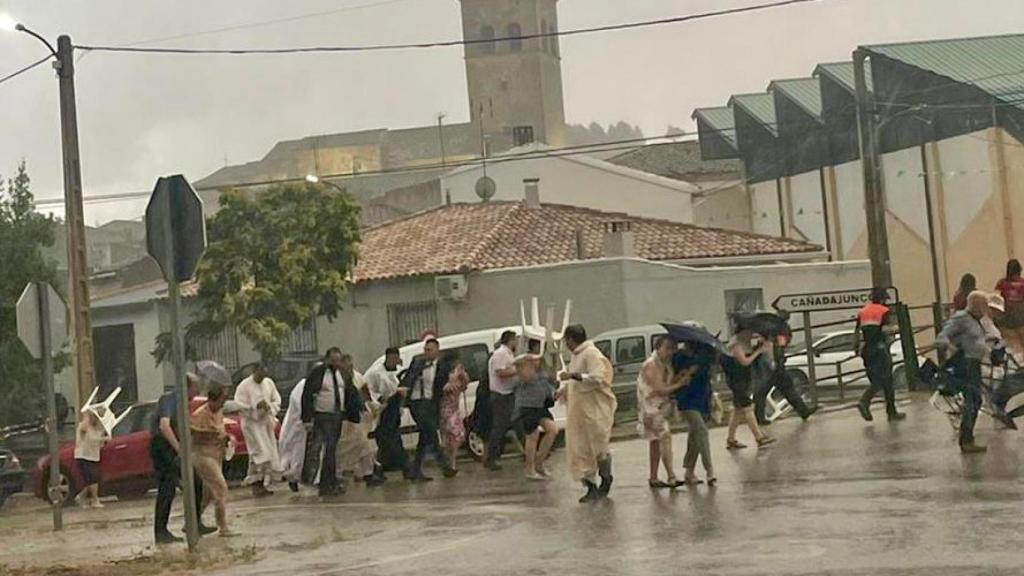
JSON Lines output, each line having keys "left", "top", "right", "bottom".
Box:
{"left": 365, "top": 326, "right": 567, "bottom": 460}
{"left": 591, "top": 325, "right": 670, "bottom": 384}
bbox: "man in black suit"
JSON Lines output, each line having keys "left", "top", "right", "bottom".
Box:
{"left": 399, "top": 338, "right": 454, "bottom": 481}
{"left": 300, "top": 347, "right": 363, "bottom": 497}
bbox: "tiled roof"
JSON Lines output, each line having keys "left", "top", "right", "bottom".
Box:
{"left": 607, "top": 141, "right": 742, "bottom": 182}
{"left": 352, "top": 202, "right": 821, "bottom": 282}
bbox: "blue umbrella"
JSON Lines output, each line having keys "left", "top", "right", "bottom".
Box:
{"left": 660, "top": 323, "right": 722, "bottom": 351}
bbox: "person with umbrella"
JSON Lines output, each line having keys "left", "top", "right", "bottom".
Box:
{"left": 855, "top": 289, "right": 906, "bottom": 422}
{"left": 746, "top": 312, "right": 818, "bottom": 424}
{"left": 722, "top": 320, "right": 776, "bottom": 449}
{"left": 636, "top": 334, "right": 695, "bottom": 489}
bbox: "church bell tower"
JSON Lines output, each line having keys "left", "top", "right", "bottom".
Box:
{"left": 459, "top": 0, "right": 567, "bottom": 148}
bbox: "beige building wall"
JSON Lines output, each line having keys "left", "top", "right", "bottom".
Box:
{"left": 750, "top": 180, "right": 782, "bottom": 237}
{"left": 692, "top": 183, "right": 752, "bottom": 232}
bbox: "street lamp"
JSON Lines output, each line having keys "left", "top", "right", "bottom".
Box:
{"left": 305, "top": 174, "right": 346, "bottom": 194}
{"left": 2, "top": 16, "right": 96, "bottom": 412}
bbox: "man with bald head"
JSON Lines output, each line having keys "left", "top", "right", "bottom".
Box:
{"left": 936, "top": 291, "right": 994, "bottom": 454}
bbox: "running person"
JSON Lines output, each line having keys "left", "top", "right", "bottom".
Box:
{"left": 855, "top": 288, "right": 906, "bottom": 422}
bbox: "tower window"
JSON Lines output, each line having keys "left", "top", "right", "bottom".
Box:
{"left": 513, "top": 126, "right": 535, "bottom": 147}
{"left": 480, "top": 25, "right": 495, "bottom": 55}
{"left": 507, "top": 23, "right": 522, "bottom": 52}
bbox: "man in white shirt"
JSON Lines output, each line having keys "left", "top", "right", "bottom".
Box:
{"left": 366, "top": 347, "right": 409, "bottom": 474}
{"left": 485, "top": 331, "right": 519, "bottom": 470}
{"left": 398, "top": 339, "right": 453, "bottom": 481}
{"left": 234, "top": 365, "right": 282, "bottom": 496}
{"left": 300, "top": 347, "right": 360, "bottom": 497}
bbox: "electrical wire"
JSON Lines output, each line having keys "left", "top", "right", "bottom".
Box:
{"left": 0, "top": 55, "right": 51, "bottom": 86}
{"left": 73, "top": 0, "right": 826, "bottom": 55}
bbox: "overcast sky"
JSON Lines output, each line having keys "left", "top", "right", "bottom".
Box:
{"left": 1, "top": 0, "right": 1022, "bottom": 224}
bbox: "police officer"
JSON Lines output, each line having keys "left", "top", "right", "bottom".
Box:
{"left": 856, "top": 288, "right": 906, "bottom": 422}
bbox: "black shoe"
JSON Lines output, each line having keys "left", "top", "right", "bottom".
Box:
{"left": 197, "top": 523, "right": 217, "bottom": 536}
{"left": 887, "top": 411, "right": 907, "bottom": 421}
{"left": 442, "top": 467, "right": 459, "bottom": 478}
{"left": 800, "top": 406, "right": 820, "bottom": 421}
{"left": 288, "top": 481, "right": 300, "bottom": 493}
{"left": 598, "top": 474, "right": 613, "bottom": 496}
{"left": 857, "top": 402, "right": 873, "bottom": 422}
{"left": 579, "top": 481, "right": 600, "bottom": 503}
{"left": 155, "top": 531, "right": 183, "bottom": 544}
{"left": 960, "top": 443, "right": 988, "bottom": 454}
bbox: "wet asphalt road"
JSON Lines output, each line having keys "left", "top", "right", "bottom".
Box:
{"left": 4, "top": 395, "right": 1024, "bottom": 576}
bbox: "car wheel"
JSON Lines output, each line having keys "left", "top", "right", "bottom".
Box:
{"left": 466, "top": 431, "right": 486, "bottom": 461}
{"left": 787, "top": 369, "right": 818, "bottom": 410}
{"left": 42, "top": 467, "right": 75, "bottom": 505}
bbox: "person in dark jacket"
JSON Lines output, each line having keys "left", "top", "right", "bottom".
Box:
{"left": 398, "top": 338, "right": 455, "bottom": 481}
{"left": 754, "top": 318, "right": 817, "bottom": 424}
{"left": 855, "top": 288, "right": 906, "bottom": 422}
{"left": 300, "top": 347, "right": 363, "bottom": 497}
{"left": 674, "top": 348, "right": 715, "bottom": 486}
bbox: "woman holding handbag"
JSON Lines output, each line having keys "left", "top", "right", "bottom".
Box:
{"left": 439, "top": 355, "right": 469, "bottom": 478}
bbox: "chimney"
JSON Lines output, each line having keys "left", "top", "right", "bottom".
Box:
{"left": 523, "top": 178, "right": 541, "bottom": 208}
{"left": 602, "top": 220, "right": 635, "bottom": 258}
{"left": 574, "top": 228, "right": 585, "bottom": 260}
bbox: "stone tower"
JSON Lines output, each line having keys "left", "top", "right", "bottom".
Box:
{"left": 459, "top": 0, "right": 567, "bottom": 148}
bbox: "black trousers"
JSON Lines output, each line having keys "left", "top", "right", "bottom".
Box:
{"left": 375, "top": 396, "right": 409, "bottom": 473}
{"left": 486, "top": 393, "right": 516, "bottom": 464}
{"left": 150, "top": 437, "right": 203, "bottom": 536}
{"left": 409, "top": 399, "right": 446, "bottom": 476}
{"left": 313, "top": 412, "right": 343, "bottom": 494}
{"left": 958, "top": 360, "right": 983, "bottom": 446}
{"left": 755, "top": 368, "right": 812, "bottom": 422}
{"left": 860, "top": 351, "right": 899, "bottom": 416}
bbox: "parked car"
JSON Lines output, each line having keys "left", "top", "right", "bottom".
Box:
{"left": 365, "top": 326, "right": 566, "bottom": 461}
{"left": 0, "top": 447, "right": 26, "bottom": 509}
{"left": 785, "top": 330, "right": 923, "bottom": 396}
{"left": 32, "top": 397, "right": 258, "bottom": 504}
{"left": 232, "top": 353, "right": 322, "bottom": 416}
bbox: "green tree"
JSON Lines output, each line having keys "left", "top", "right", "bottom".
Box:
{"left": 0, "top": 161, "right": 60, "bottom": 427}
{"left": 156, "top": 182, "right": 361, "bottom": 364}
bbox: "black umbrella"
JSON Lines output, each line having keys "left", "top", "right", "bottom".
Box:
{"left": 660, "top": 323, "right": 722, "bottom": 351}
{"left": 733, "top": 312, "right": 790, "bottom": 339}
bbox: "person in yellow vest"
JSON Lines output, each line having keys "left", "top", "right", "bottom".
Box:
{"left": 556, "top": 324, "right": 617, "bottom": 503}
{"left": 855, "top": 288, "right": 906, "bottom": 422}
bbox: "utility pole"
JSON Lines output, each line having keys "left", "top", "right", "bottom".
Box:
{"left": 853, "top": 49, "right": 893, "bottom": 289}
{"left": 56, "top": 35, "right": 96, "bottom": 408}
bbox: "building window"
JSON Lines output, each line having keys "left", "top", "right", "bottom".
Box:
{"left": 724, "top": 288, "right": 765, "bottom": 333}
{"left": 513, "top": 125, "right": 535, "bottom": 147}
{"left": 387, "top": 301, "right": 438, "bottom": 346}
{"left": 507, "top": 23, "right": 522, "bottom": 52}
{"left": 480, "top": 25, "right": 495, "bottom": 55}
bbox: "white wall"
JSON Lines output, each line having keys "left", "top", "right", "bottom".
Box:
{"left": 749, "top": 180, "right": 781, "bottom": 237}
{"left": 441, "top": 154, "right": 694, "bottom": 223}
{"left": 832, "top": 160, "right": 867, "bottom": 259}
{"left": 787, "top": 170, "right": 827, "bottom": 246}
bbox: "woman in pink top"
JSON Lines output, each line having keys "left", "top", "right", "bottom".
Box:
{"left": 995, "top": 259, "right": 1024, "bottom": 360}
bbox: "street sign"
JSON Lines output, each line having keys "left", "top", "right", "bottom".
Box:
{"left": 16, "top": 283, "right": 67, "bottom": 359}
{"left": 145, "top": 175, "right": 207, "bottom": 283}
{"left": 772, "top": 287, "right": 899, "bottom": 313}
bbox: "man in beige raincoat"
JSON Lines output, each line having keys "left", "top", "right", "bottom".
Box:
{"left": 557, "top": 324, "right": 617, "bottom": 503}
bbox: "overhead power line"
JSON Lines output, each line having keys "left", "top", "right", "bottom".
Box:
{"left": 74, "top": 0, "right": 826, "bottom": 55}
{"left": 0, "top": 55, "right": 52, "bottom": 86}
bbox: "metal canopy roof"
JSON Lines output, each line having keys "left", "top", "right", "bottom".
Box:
{"left": 693, "top": 106, "right": 738, "bottom": 146}
{"left": 814, "top": 61, "right": 873, "bottom": 94}
{"left": 865, "top": 33, "right": 1024, "bottom": 111}
{"left": 769, "top": 78, "right": 823, "bottom": 121}
{"left": 728, "top": 93, "right": 778, "bottom": 136}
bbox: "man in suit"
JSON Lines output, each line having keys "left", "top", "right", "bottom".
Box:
{"left": 399, "top": 338, "right": 454, "bottom": 481}
{"left": 300, "top": 347, "right": 363, "bottom": 497}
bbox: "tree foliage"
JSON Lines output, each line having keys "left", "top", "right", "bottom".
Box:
{"left": 155, "top": 182, "right": 361, "bottom": 364}
{"left": 0, "top": 161, "right": 60, "bottom": 427}
{"left": 565, "top": 121, "right": 646, "bottom": 148}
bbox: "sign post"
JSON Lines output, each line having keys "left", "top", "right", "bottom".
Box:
{"left": 773, "top": 287, "right": 899, "bottom": 399}
{"left": 16, "top": 282, "right": 68, "bottom": 531}
{"left": 145, "top": 175, "right": 207, "bottom": 551}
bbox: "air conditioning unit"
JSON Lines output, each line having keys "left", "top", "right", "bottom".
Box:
{"left": 435, "top": 275, "right": 469, "bottom": 302}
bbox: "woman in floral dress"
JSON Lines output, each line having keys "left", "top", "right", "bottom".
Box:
{"left": 439, "top": 357, "right": 469, "bottom": 477}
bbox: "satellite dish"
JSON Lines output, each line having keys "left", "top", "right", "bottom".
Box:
{"left": 475, "top": 176, "right": 497, "bottom": 202}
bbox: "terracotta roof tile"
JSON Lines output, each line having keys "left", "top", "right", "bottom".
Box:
{"left": 352, "top": 202, "right": 821, "bottom": 283}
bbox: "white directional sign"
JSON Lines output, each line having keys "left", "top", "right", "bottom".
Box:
{"left": 772, "top": 287, "right": 899, "bottom": 313}
{"left": 16, "top": 283, "right": 67, "bottom": 359}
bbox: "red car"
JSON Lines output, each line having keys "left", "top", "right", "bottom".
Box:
{"left": 32, "top": 398, "right": 256, "bottom": 504}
